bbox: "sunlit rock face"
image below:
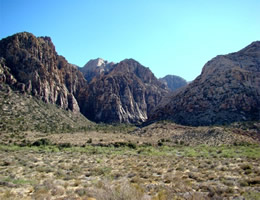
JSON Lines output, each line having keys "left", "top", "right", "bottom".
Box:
{"left": 149, "top": 41, "right": 260, "bottom": 126}
{"left": 0, "top": 32, "right": 87, "bottom": 113}
{"left": 79, "top": 58, "right": 114, "bottom": 82}
{"left": 79, "top": 59, "right": 169, "bottom": 124}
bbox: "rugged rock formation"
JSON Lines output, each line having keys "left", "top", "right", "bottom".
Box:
{"left": 4, "top": 32, "right": 258, "bottom": 126}
{"left": 0, "top": 32, "right": 170, "bottom": 124}
{"left": 159, "top": 75, "right": 187, "bottom": 91}
{"left": 79, "top": 59, "right": 169, "bottom": 123}
{"left": 79, "top": 58, "right": 114, "bottom": 82}
{"left": 0, "top": 32, "right": 87, "bottom": 112}
{"left": 150, "top": 41, "right": 260, "bottom": 126}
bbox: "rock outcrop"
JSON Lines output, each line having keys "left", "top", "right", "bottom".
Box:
{"left": 0, "top": 32, "right": 87, "bottom": 113}
{"left": 79, "top": 59, "right": 169, "bottom": 123}
{"left": 159, "top": 75, "right": 187, "bottom": 91}
{"left": 79, "top": 58, "right": 114, "bottom": 82}
{"left": 0, "top": 32, "right": 170, "bottom": 124}
{"left": 150, "top": 41, "right": 260, "bottom": 126}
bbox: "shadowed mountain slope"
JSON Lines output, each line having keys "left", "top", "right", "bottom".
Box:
{"left": 149, "top": 41, "right": 260, "bottom": 126}
{"left": 159, "top": 75, "right": 187, "bottom": 91}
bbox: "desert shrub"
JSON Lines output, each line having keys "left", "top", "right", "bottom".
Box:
{"left": 247, "top": 177, "right": 260, "bottom": 185}
{"left": 87, "top": 138, "right": 92, "bottom": 144}
{"left": 239, "top": 180, "right": 249, "bottom": 187}
{"left": 75, "top": 188, "right": 87, "bottom": 197}
{"left": 141, "top": 143, "right": 152, "bottom": 147}
{"left": 113, "top": 142, "right": 137, "bottom": 149}
{"left": 58, "top": 143, "right": 72, "bottom": 148}
{"left": 240, "top": 164, "right": 252, "bottom": 170}
{"left": 113, "top": 142, "right": 125, "bottom": 148}
{"left": 32, "top": 138, "right": 51, "bottom": 146}
{"left": 157, "top": 140, "right": 163, "bottom": 146}
{"left": 19, "top": 139, "right": 30, "bottom": 147}
{"left": 127, "top": 142, "right": 137, "bottom": 149}
{"left": 87, "top": 179, "right": 145, "bottom": 200}
{"left": 50, "top": 186, "right": 65, "bottom": 196}
{"left": 152, "top": 190, "right": 167, "bottom": 200}
{"left": 2, "top": 190, "right": 16, "bottom": 199}
{"left": 92, "top": 167, "right": 112, "bottom": 176}
{"left": 244, "top": 191, "right": 260, "bottom": 200}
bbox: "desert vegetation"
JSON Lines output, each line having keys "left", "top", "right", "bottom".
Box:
{"left": 1, "top": 86, "right": 260, "bottom": 199}
{"left": 0, "top": 140, "right": 259, "bottom": 199}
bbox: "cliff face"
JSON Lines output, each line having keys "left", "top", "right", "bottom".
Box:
{"left": 0, "top": 32, "right": 87, "bottom": 112}
{"left": 150, "top": 42, "right": 260, "bottom": 126}
{"left": 0, "top": 32, "right": 170, "bottom": 124}
{"left": 159, "top": 75, "right": 187, "bottom": 91}
{"left": 79, "top": 59, "right": 169, "bottom": 123}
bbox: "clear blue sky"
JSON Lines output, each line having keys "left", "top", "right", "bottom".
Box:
{"left": 1, "top": 0, "right": 260, "bottom": 81}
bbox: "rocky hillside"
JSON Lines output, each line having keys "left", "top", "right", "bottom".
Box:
{"left": 79, "top": 58, "right": 114, "bottom": 82}
{"left": 0, "top": 83, "right": 93, "bottom": 134}
{"left": 150, "top": 41, "right": 260, "bottom": 126}
{"left": 159, "top": 75, "right": 187, "bottom": 91}
{"left": 79, "top": 59, "right": 169, "bottom": 123}
{"left": 0, "top": 32, "right": 87, "bottom": 113}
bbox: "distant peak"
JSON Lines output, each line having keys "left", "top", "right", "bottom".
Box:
{"left": 83, "top": 58, "right": 107, "bottom": 69}
{"left": 121, "top": 58, "right": 138, "bottom": 63}
{"left": 118, "top": 59, "right": 143, "bottom": 68}
{"left": 96, "top": 58, "right": 106, "bottom": 66}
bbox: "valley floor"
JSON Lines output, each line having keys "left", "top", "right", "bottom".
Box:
{"left": 0, "top": 143, "right": 260, "bottom": 200}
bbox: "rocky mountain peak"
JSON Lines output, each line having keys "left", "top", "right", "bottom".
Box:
{"left": 150, "top": 42, "right": 260, "bottom": 126}
{"left": 159, "top": 75, "right": 187, "bottom": 91}
{"left": 79, "top": 58, "right": 114, "bottom": 82}
{"left": 0, "top": 32, "right": 170, "bottom": 124}
{"left": 0, "top": 32, "right": 87, "bottom": 113}
{"left": 112, "top": 59, "right": 166, "bottom": 87}
{"left": 84, "top": 58, "right": 107, "bottom": 69}
{"left": 78, "top": 59, "right": 169, "bottom": 124}
{"left": 201, "top": 41, "right": 260, "bottom": 80}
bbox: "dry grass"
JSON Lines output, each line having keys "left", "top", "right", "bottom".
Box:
{"left": 0, "top": 143, "right": 259, "bottom": 199}
{"left": 1, "top": 84, "right": 260, "bottom": 199}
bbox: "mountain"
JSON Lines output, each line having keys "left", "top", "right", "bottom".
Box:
{"left": 0, "top": 32, "right": 87, "bottom": 113}
{"left": 0, "top": 32, "right": 170, "bottom": 125}
{"left": 159, "top": 75, "right": 187, "bottom": 91}
{"left": 79, "top": 58, "right": 114, "bottom": 82}
{"left": 79, "top": 59, "right": 169, "bottom": 124}
{"left": 3, "top": 32, "right": 258, "bottom": 126}
{"left": 149, "top": 41, "right": 260, "bottom": 126}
